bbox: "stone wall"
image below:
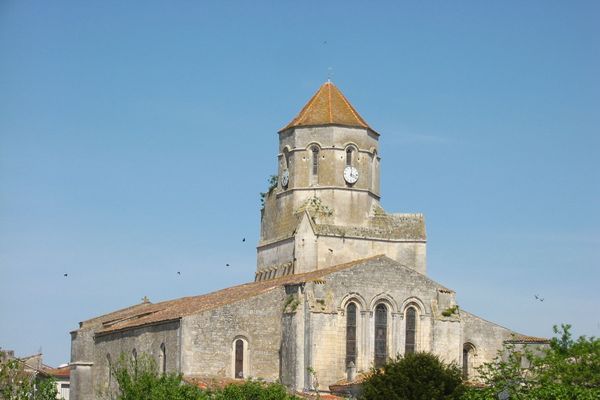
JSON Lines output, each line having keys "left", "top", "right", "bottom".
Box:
{"left": 460, "top": 310, "right": 515, "bottom": 378}
{"left": 180, "top": 287, "right": 287, "bottom": 381}
{"left": 313, "top": 235, "right": 426, "bottom": 274}
{"left": 278, "top": 126, "right": 380, "bottom": 198}
{"left": 70, "top": 326, "right": 96, "bottom": 400}
{"left": 93, "top": 321, "right": 181, "bottom": 397}
{"left": 293, "top": 257, "right": 453, "bottom": 389}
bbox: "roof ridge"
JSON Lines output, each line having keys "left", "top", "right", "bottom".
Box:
{"left": 280, "top": 82, "right": 373, "bottom": 132}
{"left": 95, "top": 255, "right": 388, "bottom": 334}
{"left": 334, "top": 83, "right": 368, "bottom": 127}
{"left": 291, "top": 84, "right": 324, "bottom": 127}
{"left": 327, "top": 82, "right": 333, "bottom": 123}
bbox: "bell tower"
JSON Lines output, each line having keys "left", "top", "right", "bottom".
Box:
{"left": 274, "top": 81, "right": 381, "bottom": 227}
{"left": 256, "top": 82, "right": 426, "bottom": 280}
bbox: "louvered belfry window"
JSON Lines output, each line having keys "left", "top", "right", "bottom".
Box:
{"left": 346, "top": 147, "right": 353, "bottom": 166}
{"left": 346, "top": 303, "right": 357, "bottom": 366}
{"left": 405, "top": 307, "right": 416, "bottom": 354}
{"left": 374, "top": 304, "right": 388, "bottom": 368}
{"left": 311, "top": 146, "right": 319, "bottom": 179}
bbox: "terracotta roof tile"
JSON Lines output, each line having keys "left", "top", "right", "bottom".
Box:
{"left": 94, "top": 255, "right": 388, "bottom": 335}
{"left": 43, "top": 365, "right": 70, "bottom": 379}
{"left": 280, "top": 82, "right": 372, "bottom": 132}
{"left": 504, "top": 334, "right": 550, "bottom": 344}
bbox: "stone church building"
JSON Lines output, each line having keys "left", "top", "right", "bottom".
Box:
{"left": 69, "top": 82, "right": 545, "bottom": 399}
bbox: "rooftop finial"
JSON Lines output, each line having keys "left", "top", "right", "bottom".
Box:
{"left": 327, "top": 66, "right": 333, "bottom": 83}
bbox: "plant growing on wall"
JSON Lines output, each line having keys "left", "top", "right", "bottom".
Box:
{"left": 306, "top": 367, "right": 321, "bottom": 399}
{"left": 283, "top": 295, "right": 300, "bottom": 313}
{"left": 260, "top": 175, "right": 279, "bottom": 209}
{"left": 442, "top": 305, "right": 459, "bottom": 317}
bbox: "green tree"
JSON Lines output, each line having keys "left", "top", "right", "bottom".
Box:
{"left": 109, "top": 352, "right": 299, "bottom": 400}
{"left": 463, "top": 324, "right": 600, "bottom": 400}
{"left": 210, "top": 380, "right": 299, "bottom": 400}
{"left": 0, "top": 352, "right": 58, "bottom": 400}
{"left": 109, "top": 353, "right": 207, "bottom": 400}
{"left": 360, "top": 352, "right": 465, "bottom": 400}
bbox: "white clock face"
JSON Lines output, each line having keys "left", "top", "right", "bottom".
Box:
{"left": 281, "top": 169, "right": 289, "bottom": 187}
{"left": 343, "top": 166, "right": 359, "bottom": 184}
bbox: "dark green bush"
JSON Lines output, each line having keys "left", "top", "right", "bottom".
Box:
{"left": 360, "top": 352, "right": 465, "bottom": 400}
{"left": 210, "top": 380, "right": 298, "bottom": 400}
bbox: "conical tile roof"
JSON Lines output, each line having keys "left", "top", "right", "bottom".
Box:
{"left": 280, "top": 81, "right": 373, "bottom": 132}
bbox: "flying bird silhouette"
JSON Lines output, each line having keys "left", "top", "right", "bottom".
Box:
{"left": 226, "top": 263, "right": 230, "bottom": 267}
{"left": 63, "top": 273, "right": 68, "bottom": 277}
{"left": 242, "top": 238, "right": 245, "bottom": 242}
{"left": 177, "top": 271, "right": 181, "bottom": 275}
{"left": 534, "top": 294, "right": 544, "bottom": 302}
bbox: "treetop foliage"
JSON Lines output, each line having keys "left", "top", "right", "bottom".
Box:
{"left": 360, "top": 352, "right": 465, "bottom": 400}
{"left": 0, "top": 352, "right": 58, "bottom": 400}
{"left": 463, "top": 324, "right": 600, "bottom": 400}
{"left": 107, "top": 353, "right": 299, "bottom": 400}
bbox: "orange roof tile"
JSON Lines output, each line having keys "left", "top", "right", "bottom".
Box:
{"left": 43, "top": 365, "right": 70, "bottom": 379}
{"left": 94, "top": 255, "right": 388, "bottom": 335}
{"left": 504, "top": 334, "right": 550, "bottom": 344}
{"left": 280, "top": 82, "right": 373, "bottom": 132}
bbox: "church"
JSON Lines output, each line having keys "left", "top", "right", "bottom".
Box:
{"left": 69, "top": 82, "right": 546, "bottom": 399}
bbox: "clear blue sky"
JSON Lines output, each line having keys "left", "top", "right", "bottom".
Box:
{"left": 1, "top": 1, "right": 598, "bottom": 366}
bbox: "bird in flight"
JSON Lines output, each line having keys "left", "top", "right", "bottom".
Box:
{"left": 242, "top": 238, "right": 245, "bottom": 242}
{"left": 177, "top": 271, "right": 181, "bottom": 275}
{"left": 226, "top": 263, "right": 230, "bottom": 267}
{"left": 63, "top": 273, "right": 68, "bottom": 277}
{"left": 534, "top": 294, "right": 544, "bottom": 302}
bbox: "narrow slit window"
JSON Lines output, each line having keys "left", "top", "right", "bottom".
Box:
{"left": 311, "top": 146, "right": 319, "bottom": 181}
{"left": 235, "top": 339, "right": 244, "bottom": 379}
{"left": 107, "top": 354, "right": 112, "bottom": 389}
{"left": 405, "top": 307, "right": 416, "bottom": 354}
{"left": 463, "top": 343, "right": 475, "bottom": 379}
{"left": 346, "top": 303, "right": 357, "bottom": 366}
{"left": 374, "top": 304, "right": 388, "bottom": 368}
{"left": 462, "top": 347, "right": 469, "bottom": 378}
{"left": 284, "top": 148, "right": 290, "bottom": 169}
{"left": 346, "top": 147, "right": 353, "bottom": 166}
{"left": 160, "top": 343, "right": 166, "bottom": 374}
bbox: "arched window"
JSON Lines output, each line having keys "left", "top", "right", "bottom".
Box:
{"left": 346, "top": 147, "right": 353, "bottom": 166}
{"left": 374, "top": 304, "right": 388, "bottom": 368}
{"left": 283, "top": 147, "right": 290, "bottom": 169}
{"left": 405, "top": 307, "right": 417, "bottom": 354}
{"left": 311, "top": 146, "right": 319, "bottom": 184}
{"left": 234, "top": 339, "right": 244, "bottom": 379}
{"left": 106, "top": 353, "right": 112, "bottom": 389}
{"left": 371, "top": 150, "right": 378, "bottom": 192}
{"left": 346, "top": 303, "right": 357, "bottom": 366}
{"left": 463, "top": 343, "right": 475, "bottom": 379}
{"left": 159, "top": 343, "right": 166, "bottom": 374}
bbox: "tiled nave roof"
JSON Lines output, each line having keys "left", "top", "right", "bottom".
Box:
{"left": 90, "top": 255, "right": 388, "bottom": 335}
